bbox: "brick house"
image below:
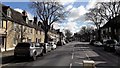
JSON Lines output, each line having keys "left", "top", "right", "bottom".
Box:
{"left": 101, "top": 15, "right": 120, "bottom": 42}
{"left": 1, "top": 4, "right": 45, "bottom": 52}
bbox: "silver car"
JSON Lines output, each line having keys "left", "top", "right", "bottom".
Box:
{"left": 14, "top": 42, "right": 44, "bottom": 61}
{"left": 115, "top": 42, "right": 120, "bottom": 54}
{"left": 93, "top": 41, "right": 103, "bottom": 47}
{"left": 45, "top": 43, "right": 52, "bottom": 52}
{"left": 50, "top": 42, "right": 57, "bottom": 50}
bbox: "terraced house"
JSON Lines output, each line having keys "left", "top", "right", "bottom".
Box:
{"left": 0, "top": 4, "right": 45, "bottom": 52}
{"left": 101, "top": 15, "right": 120, "bottom": 42}
{"left": 48, "top": 28, "right": 60, "bottom": 44}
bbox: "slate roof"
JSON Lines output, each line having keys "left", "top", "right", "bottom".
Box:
{"left": 101, "top": 15, "right": 120, "bottom": 29}
{"left": 1, "top": 5, "right": 13, "bottom": 21}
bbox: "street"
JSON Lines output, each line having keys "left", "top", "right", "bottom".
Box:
{"left": 2, "top": 41, "right": 120, "bottom": 68}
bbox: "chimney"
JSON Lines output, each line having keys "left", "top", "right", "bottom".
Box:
{"left": 34, "top": 16, "right": 37, "bottom": 24}
{"left": 22, "top": 10, "right": 27, "bottom": 21}
{"left": 2, "top": 6, "right": 10, "bottom": 15}
{"left": 29, "top": 20, "right": 33, "bottom": 24}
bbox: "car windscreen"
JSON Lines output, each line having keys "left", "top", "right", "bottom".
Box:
{"left": 106, "top": 40, "right": 116, "bottom": 44}
{"left": 16, "top": 43, "right": 30, "bottom": 47}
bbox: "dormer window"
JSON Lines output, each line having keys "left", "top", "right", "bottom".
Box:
{"left": 7, "top": 8, "right": 11, "bottom": 18}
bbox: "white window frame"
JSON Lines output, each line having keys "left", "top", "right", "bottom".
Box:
{"left": 7, "top": 8, "right": 11, "bottom": 18}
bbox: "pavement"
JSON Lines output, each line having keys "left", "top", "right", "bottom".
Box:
{"left": 1, "top": 41, "right": 120, "bottom": 68}
{"left": 1, "top": 50, "right": 14, "bottom": 65}
{"left": 1, "top": 50, "right": 14, "bottom": 57}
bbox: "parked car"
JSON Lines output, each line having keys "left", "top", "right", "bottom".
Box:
{"left": 93, "top": 41, "right": 103, "bottom": 47}
{"left": 115, "top": 42, "right": 120, "bottom": 54}
{"left": 45, "top": 43, "right": 52, "bottom": 52}
{"left": 57, "top": 41, "right": 63, "bottom": 46}
{"left": 14, "top": 42, "right": 44, "bottom": 61}
{"left": 34, "top": 42, "right": 44, "bottom": 56}
{"left": 65, "top": 40, "right": 69, "bottom": 43}
{"left": 50, "top": 42, "right": 57, "bottom": 50}
{"left": 62, "top": 40, "right": 66, "bottom": 45}
{"left": 103, "top": 39, "right": 118, "bottom": 52}
{"left": 89, "top": 39, "right": 95, "bottom": 45}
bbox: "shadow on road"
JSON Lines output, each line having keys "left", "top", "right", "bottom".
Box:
{"left": 2, "top": 56, "right": 31, "bottom": 64}
{"left": 73, "top": 43, "right": 120, "bottom": 68}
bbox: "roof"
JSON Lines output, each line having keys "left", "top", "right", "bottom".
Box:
{"left": 101, "top": 15, "right": 120, "bottom": 29}
{"left": 2, "top": 4, "right": 44, "bottom": 32}
{"left": 10, "top": 8, "right": 28, "bottom": 26}
{"left": 1, "top": 4, "right": 13, "bottom": 21}
{"left": 2, "top": 4, "right": 27, "bottom": 26}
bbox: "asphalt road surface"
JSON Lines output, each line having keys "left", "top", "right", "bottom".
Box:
{"left": 2, "top": 41, "right": 120, "bottom": 68}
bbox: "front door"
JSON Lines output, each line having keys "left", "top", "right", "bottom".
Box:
{"left": 0, "top": 36, "right": 6, "bottom": 52}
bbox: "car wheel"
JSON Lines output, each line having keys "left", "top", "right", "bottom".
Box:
{"left": 14, "top": 55, "right": 17, "bottom": 59}
{"left": 40, "top": 51, "right": 44, "bottom": 56}
{"left": 51, "top": 48, "right": 54, "bottom": 50}
{"left": 104, "top": 47, "right": 106, "bottom": 51}
{"left": 115, "top": 51, "right": 117, "bottom": 54}
{"left": 32, "top": 53, "right": 37, "bottom": 61}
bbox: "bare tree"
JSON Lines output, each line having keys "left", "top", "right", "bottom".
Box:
{"left": 64, "top": 29, "right": 72, "bottom": 41}
{"left": 99, "top": 1, "right": 120, "bottom": 20}
{"left": 30, "top": 2, "right": 67, "bottom": 43}
{"left": 98, "top": 1, "right": 120, "bottom": 39}
{"left": 86, "top": 7, "right": 104, "bottom": 41}
{"left": 85, "top": 8, "right": 104, "bottom": 30}
{"left": 85, "top": 1, "right": 120, "bottom": 40}
{"left": 78, "top": 26, "right": 94, "bottom": 41}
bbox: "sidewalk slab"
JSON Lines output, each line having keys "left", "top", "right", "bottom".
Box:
{"left": 1, "top": 50, "right": 14, "bottom": 58}
{"left": 1, "top": 50, "right": 14, "bottom": 64}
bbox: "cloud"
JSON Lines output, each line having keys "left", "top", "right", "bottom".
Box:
{"left": 14, "top": 8, "right": 33, "bottom": 20}
{"left": 14, "top": 8, "right": 23, "bottom": 13}
{"left": 1, "top": 0, "right": 29, "bottom": 2}
{"left": 65, "top": 5, "right": 73, "bottom": 11}
{"left": 59, "top": 0, "right": 76, "bottom": 5}
{"left": 64, "top": 22, "right": 80, "bottom": 33}
{"left": 86, "top": 0, "right": 97, "bottom": 10}
{"left": 62, "top": 0, "right": 98, "bottom": 33}
{"left": 53, "top": 22, "right": 61, "bottom": 29}
{"left": 67, "top": 5, "right": 88, "bottom": 22}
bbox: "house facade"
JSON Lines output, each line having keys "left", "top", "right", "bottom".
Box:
{"left": 1, "top": 4, "right": 65, "bottom": 52}
{"left": 101, "top": 15, "right": 120, "bottom": 42}
{"left": 1, "top": 4, "right": 45, "bottom": 52}
{"left": 48, "top": 29, "right": 60, "bottom": 44}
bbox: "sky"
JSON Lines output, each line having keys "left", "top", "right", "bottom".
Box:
{"left": 2, "top": 0, "right": 101, "bottom": 34}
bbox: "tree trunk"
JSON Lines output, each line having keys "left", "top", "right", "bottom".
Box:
{"left": 98, "top": 29, "right": 101, "bottom": 41}
{"left": 43, "top": 30, "right": 48, "bottom": 53}
{"left": 44, "top": 31, "right": 48, "bottom": 43}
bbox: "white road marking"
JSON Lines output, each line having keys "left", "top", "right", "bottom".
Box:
{"left": 72, "top": 53, "right": 74, "bottom": 59}
{"left": 75, "top": 56, "right": 84, "bottom": 59}
{"left": 71, "top": 48, "right": 74, "bottom": 59}
{"left": 74, "top": 62, "right": 83, "bottom": 65}
{"left": 2, "top": 63, "right": 9, "bottom": 67}
{"left": 85, "top": 53, "right": 90, "bottom": 60}
{"left": 83, "top": 48, "right": 90, "bottom": 60}
{"left": 69, "top": 63, "right": 72, "bottom": 68}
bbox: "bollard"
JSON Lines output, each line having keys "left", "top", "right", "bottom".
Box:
{"left": 83, "top": 60, "right": 95, "bottom": 68}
